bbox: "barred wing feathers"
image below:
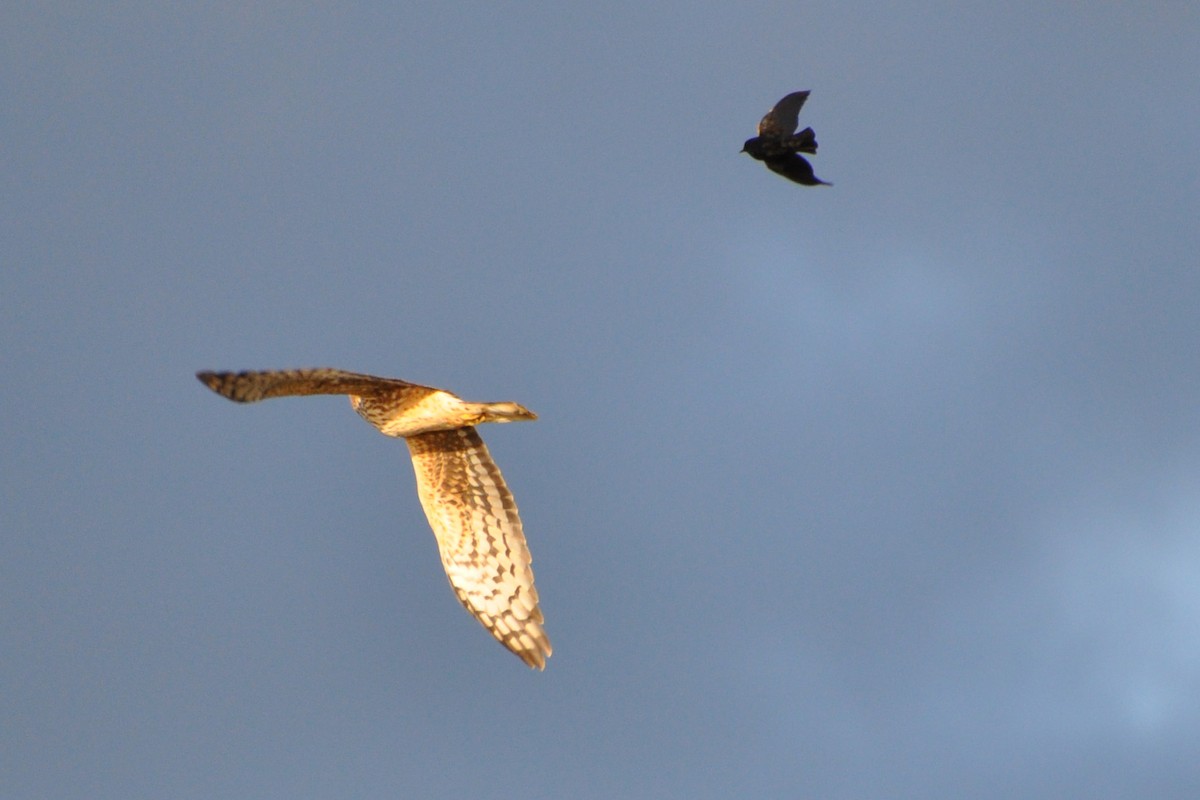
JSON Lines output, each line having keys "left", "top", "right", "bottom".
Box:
{"left": 407, "top": 427, "right": 551, "bottom": 669}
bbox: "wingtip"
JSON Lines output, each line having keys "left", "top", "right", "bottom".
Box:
{"left": 509, "top": 619, "right": 552, "bottom": 669}
{"left": 195, "top": 369, "right": 258, "bottom": 402}
{"left": 520, "top": 640, "right": 552, "bottom": 671}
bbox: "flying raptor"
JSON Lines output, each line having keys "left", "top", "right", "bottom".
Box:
{"left": 196, "top": 368, "right": 552, "bottom": 669}
{"left": 741, "top": 90, "right": 831, "bottom": 186}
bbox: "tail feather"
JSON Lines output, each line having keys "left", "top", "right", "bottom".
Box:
{"left": 789, "top": 127, "right": 818, "bottom": 154}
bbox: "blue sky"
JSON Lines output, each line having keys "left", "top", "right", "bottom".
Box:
{"left": 3, "top": 4, "right": 1199, "bottom": 798}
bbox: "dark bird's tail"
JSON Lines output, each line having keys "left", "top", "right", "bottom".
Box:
{"left": 788, "top": 127, "right": 818, "bottom": 154}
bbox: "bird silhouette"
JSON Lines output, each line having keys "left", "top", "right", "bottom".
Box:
{"left": 741, "top": 90, "right": 831, "bottom": 186}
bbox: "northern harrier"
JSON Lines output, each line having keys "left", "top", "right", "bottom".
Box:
{"left": 196, "top": 368, "right": 551, "bottom": 669}
{"left": 741, "top": 90, "right": 832, "bottom": 186}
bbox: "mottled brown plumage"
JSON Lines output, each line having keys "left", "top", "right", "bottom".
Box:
{"left": 196, "top": 368, "right": 551, "bottom": 669}
{"left": 741, "top": 89, "right": 832, "bottom": 186}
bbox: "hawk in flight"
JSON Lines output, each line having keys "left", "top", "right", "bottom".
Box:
{"left": 741, "top": 90, "right": 832, "bottom": 186}
{"left": 196, "top": 368, "right": 552, "bottom": 669}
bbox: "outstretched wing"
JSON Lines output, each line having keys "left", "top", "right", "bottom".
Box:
{"left": 197, "top": 368, "right": 429, "bottom": 403}
{"left": 407, "top": 427, "right": 551, "bottom": 669}
{"left": 757, "top": 90, "right": 810, "bottom": 138}
{"left": 765, "top": 154, "right": 831, "bottom": 186}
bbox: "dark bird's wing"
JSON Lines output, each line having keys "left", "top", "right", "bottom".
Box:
{"left": 765, "top": 154, "right": 831, "bottom": 186}
{"left": 757, "top": 90, "right": 810, "bottom": 138}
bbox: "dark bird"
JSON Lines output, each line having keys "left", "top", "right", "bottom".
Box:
{"left": 741, "top": 90, "right": 831, "bottom": 186}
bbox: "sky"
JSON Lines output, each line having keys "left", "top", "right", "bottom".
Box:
{"left": 3, "top": 3, "right": 1199, "bottom": 798}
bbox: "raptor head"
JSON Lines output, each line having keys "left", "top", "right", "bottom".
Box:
{"left": 473, "top": 401, "right": 538, "bottom": 424}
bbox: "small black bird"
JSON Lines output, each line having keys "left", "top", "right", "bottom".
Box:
{"left": 742, "top": 90, "right": 831, "bottom": 186}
